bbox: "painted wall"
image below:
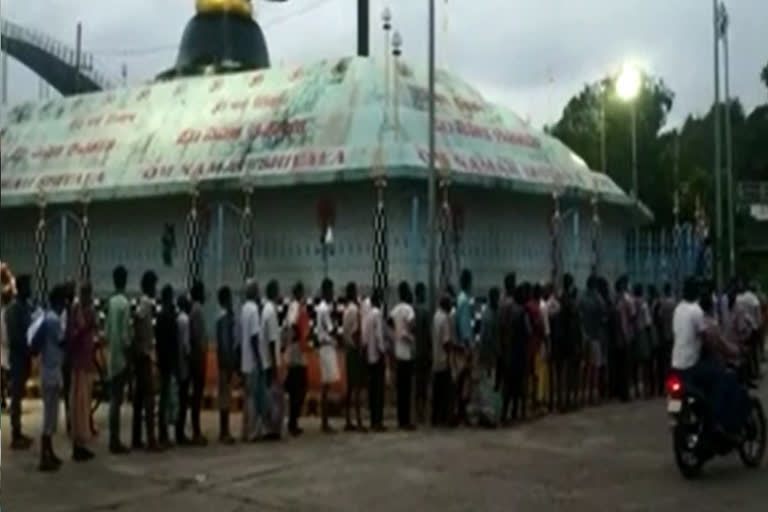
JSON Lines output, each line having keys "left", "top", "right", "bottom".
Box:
{"left": 0, "top": 182, "right": 628, "bottom": 300}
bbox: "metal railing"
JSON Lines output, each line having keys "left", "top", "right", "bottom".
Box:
{"left": 1, "top": 19, "right": 114, "bottom": 90}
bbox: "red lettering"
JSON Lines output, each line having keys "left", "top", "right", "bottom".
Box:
{"left": 252, "top": 93, "right": 287, "bottom": 110}
{"left": 177, "top": 129, "right": 202, "bottom": 145}
{"left": 66, "top": 139, "right": 115, "bottom": 157}
{"left": 452, "top": 153, "right": 469, "bottom": 172}
{"left": 86, "top": 116, "right": 103, "bottom": 128}
{"left": 31, "top": 145, "right": 64, "bottom": 160}
{"left": 142, "top": 165, "right": 175, "bottom": 180}
{"left": 212, "top": 101, "right": 228, "bottom": 115}
{"left": 203, "top": 125, "right": 243, "bottom": 142}
{"left": 1, "top": 176, "right": 35, "bottom": 191}
{"left": 249, "top": 73, "right": 264, "bottom": 88}
{"left": 106, "top": 112, "right": 136, "bottom": 125}
{"left": 209, "top": 79, "right": 224, "bottom": 93}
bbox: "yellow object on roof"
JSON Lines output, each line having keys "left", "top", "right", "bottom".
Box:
{"left": 196, "top": 0, "right": 253, "bottom": 17}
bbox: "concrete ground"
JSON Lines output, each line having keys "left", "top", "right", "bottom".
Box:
{"left": 2, "top": 381, "right": 767, "bottom": 512}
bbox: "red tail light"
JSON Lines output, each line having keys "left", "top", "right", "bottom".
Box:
{"left": 666, "top": 374, "right": 683, "bottom": 398}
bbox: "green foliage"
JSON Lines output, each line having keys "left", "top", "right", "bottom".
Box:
{"left": 551, "top": 73, "right": 675, "bottom": 223}
{"left": 551, "top": 68, "right": 768, "bottom": 227}
{"left": 762, "top": 62, "right": 768, "bottom": 89}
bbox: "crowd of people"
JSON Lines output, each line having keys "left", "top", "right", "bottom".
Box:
{"left": 1, "top": 261, "right": 765, "bottom": 473}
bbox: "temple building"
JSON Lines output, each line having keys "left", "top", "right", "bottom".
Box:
{"left": 0, "top": 0, "right": 646, "bottom": 301}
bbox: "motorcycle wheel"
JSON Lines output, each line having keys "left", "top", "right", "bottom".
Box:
{"left": 673, "top": 424, "right": 703, "bottom": 479}
{"left": 739, "top": 397, "right": 766, "bottom": 469}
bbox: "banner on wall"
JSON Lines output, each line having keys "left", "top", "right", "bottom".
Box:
{"left": 1, "top": 57, "right": 631, "bottom": 207}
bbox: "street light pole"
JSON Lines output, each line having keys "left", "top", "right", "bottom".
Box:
{"left": 712, "top": 0, "right": 723, "bottom": 290}
{"left": 721, "top": 3, "right": 735, "bottom": 278}
{"left": 630, "top": 99, "right": 639, "bottom": 279}
{"left": 599, "top": 84, "right": 607, "bottom": 174}
{"left": 74, "top": 22, "right": 82, "bottom": 95}
{"left": 617, "top": 63, "right": 642, "bottom": 280}
{"left": 426, "top": 0, "right": 437, "bottom": 311}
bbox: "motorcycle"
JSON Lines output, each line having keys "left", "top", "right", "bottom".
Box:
{"left": 666, "top": 369, "right": 766, "bottom": 479}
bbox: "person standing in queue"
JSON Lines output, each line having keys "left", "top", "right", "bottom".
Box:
{"left": 431, "top": 294, "right": 454, "bottom": 427}
{"left": 285, "top": 282, "right": 310, "bottom": 437}
{"left": 341, "top": 282, "right": 366, "bottom": 432}
{"left": 656, "top": 283, "right": 677, "bottom": 396}
{"left": 454, "top": 269, "right": 474, "bottom": 425}
{"left": 363, "top": 287, "right": 387, "bottom": 432}
{"left": 6, "top": 274, "right": 34, "bottom": 451}
{"left": 240, "top": 280, "right": 262, "bottom": 442}
{"left": 35, "top": 286, "right": 67, "bottom": 472}
{"left": 1, "top": 284, "right": 11, "bottom": 411}
{"left": 188, "top": 280, "right": 208, "bottom": 446}
{"left": 105, "top": 267, "right": 131, "bottom": 454}
{"left": 614, "top": 276, "right": 635, "bottom": 403}
{"left": 497, "top": 273, "right": 517, "bottom": 424}
{"left": 316, "top": 278, "right": 340, "bottom": 433}
{"left": 260, "top": 279, "right": 283, "bottom": 440}
{"left": 132, "top": 271, "right": 161, "bottom": 452}
{"left": 215, "top": 286, "right": 237, "bottom": 444}
{"left": 509, "top": 284, "right": 532, "bottom": 422}
{"left": 391, "top": 281, "right": 416, "bottom": 430}
{"left": 68, "top": 283, "right": 98, "bottom": 462}
{"left": 155, "top": 285, "right": 178, "bottom": 449}
{"left": 412, "top": 282, "right": 432, "bottom": 425}
{"left": 175, "top": 295, "right": 192, "bottom": 445}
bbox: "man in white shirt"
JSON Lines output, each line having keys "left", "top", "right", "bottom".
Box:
{"left": 671, "top": 283, "right": 704, "bottom": 372}
{"left": 316, "top": 278, "right": 339, "bottom": 433}
{"left": 260, "top": 280, "right": 283, "bottom": 440}
{"left": 671, "top": 278, "right": 732, "bottom": 434}
{"left": 363, "top": 288, "right": 387, "bottom": 431}
{"left": 391, "top": 282, "right": 416, "bottom": 430}
{"left": 240, "top": 280, "right": 262, "bottom": 442}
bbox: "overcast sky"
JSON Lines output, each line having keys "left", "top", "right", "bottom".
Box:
{"left": 2, "top": 0, "right": 767, "bottom": 129}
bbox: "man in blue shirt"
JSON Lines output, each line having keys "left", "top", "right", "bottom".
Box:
{"left": 6, "top": 275, "right": 34, "bottom": 451}
{"left": 37, "top": 285, "right": 67, "bottom": 472}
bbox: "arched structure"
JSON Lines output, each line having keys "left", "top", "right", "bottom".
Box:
{"left": 1, "top": 19, "right": 112, "bottom": 96}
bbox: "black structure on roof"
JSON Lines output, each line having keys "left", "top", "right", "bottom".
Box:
{"left": 174, "top": 11, "right": 270, "bottom": 74}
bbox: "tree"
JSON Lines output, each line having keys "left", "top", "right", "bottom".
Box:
{"left": 550, "top": 73, "right": 675, "bottom": 223}
{"left": 762, "top": 62, "right": 768, "bottom": 90}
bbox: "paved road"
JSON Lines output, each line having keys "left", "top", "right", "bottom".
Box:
{"left": 2, "top": 383, "right": 767, "bottom": 512}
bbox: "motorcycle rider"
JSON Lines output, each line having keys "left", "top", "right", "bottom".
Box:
{"left": 671, "top": 278, "right": 749, "bottom": 438}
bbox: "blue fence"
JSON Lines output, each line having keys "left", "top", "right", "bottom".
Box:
{"left": 625, "top": 223, "right": 711, "bottom": 290}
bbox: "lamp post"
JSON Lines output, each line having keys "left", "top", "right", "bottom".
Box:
{"left": 426, "top": 0, "right": 437, "bottom": 311}
{"left": 616, "top": 63, "right": 641, "bottom": 280}
{"left": 712, "top": 0, "right": 723, "bottom": 289}
{"left": 719, "top": 2, "right": 735, "bottom": 279}
{"left": 392, "top": 30, "right": 402, "bottom": 137}
{"left": 382, "top": 7, "right": 392, "bottom": 128}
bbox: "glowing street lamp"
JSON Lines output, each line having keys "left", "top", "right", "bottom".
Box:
{"left": 616, "top": 62, "right": 642, "bottom": 278}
